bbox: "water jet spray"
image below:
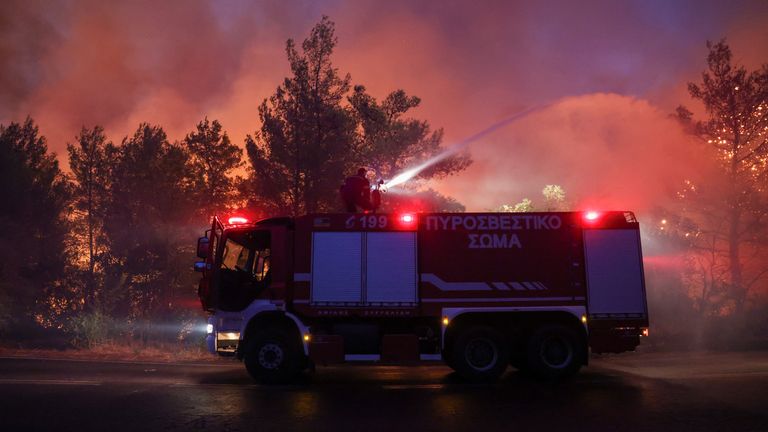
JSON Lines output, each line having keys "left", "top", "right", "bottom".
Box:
{"left": 383, "top": 104, "right": 548, "bottom": 190}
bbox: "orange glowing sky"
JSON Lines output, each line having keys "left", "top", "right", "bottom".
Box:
{"left": 2, "top": 0, "right": 767, "bottom": 212}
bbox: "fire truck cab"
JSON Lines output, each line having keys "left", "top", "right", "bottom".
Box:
{"left": 196, "top": 211, "right": 648, "bottom": 383}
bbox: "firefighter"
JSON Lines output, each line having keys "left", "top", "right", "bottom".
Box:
{"left": 340, "top": 167, "right": 372, "bottom": 212}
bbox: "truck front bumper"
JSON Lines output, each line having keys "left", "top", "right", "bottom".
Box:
{"left": 206, "top": 314, "right": 242, "bottom": 355}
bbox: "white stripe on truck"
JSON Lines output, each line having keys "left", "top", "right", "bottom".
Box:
{"left": 422, "top": 297, "right": 583, "bottom": 303}
{"left": 421, "top": 273, "right": 548, "bottom": 292}
{"left": 420, "top": 273, "right": 491, "bottom": 291}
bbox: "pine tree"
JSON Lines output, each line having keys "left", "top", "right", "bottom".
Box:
{"left": 67, "top": 126, "right": 113, "bottom": 308}
{"left": 672, "top": 40, "right": 768, "bottom": 315}
{"left": 349, "top": 85, "right": 471, "bottom": 182}
{"left": 0, "top": 118, "right": 70, "bottom": 329}
{"left": 104, "top": 123, "right": 196, "bottom": 321}
{"left": 183, "top": 118, "right": 242, "bottom": 219}
{"left": 244, "top": 16, "right": 356, "bottom": 215}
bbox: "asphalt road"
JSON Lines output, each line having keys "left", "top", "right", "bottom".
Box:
{"left": 1, "top": 351, "right": 767, "bottom": 432}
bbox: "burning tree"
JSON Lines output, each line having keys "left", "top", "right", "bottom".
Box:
{"left": 67, "top": 126, "right": 114, "bottom": 310}
{"left": 102, "top": 123, "right": 199, "bottom": 334}
{"left": 62, "top": 120, "right": 243, "bottom": 346}
{"left": 671, "top": 40, "right": 768, "bottom": 317}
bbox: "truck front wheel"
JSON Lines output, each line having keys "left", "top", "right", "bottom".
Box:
{"left": 451, "top": 326, "right": 509, "bottom": 381}
{"left": 526, "top": 325, "right": 584, "bottom": 379}
{"left": 243, "top": 330, "right": 303, "bottom": 384}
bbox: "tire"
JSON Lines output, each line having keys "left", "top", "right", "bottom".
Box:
{"left": 243, "top": 329, "right": 304, "bottom": 384}
{"left": 526, "top": 324, "right": 584, "bottom": 379}
{"left": 451, "top": 326, "right": 509, "bottom": 381}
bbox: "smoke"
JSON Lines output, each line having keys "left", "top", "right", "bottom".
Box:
{"left": 0, "top": 0, "right": 305, "bottom": 163}
{"left": 0, "top": 0, "right": 765, "bottom": 201}
{"left": 0, "top": 1, "right": 66, "bottom": 118}
{"left": 437, "top": 93, "right": 717, "bottom": 212}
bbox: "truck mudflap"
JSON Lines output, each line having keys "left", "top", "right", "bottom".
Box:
{"left": 588, "top": 317, "right": 648, "bottom": 353}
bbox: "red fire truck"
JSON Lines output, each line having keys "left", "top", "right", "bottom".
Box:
{"left": 195, "top": 211, "right": 648, "bottom": 383}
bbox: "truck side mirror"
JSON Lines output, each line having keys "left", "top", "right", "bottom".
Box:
{"left": 197, "top": 237, "right": 210, "bottom": 259}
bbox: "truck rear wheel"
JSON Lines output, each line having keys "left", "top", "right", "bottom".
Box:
{"left": 243, "top": 330, "right": 304, "bottom": 384}
{"left": 526, "top": 325, "right": 584, "bottom": 379}
{"left": 451, "top": 326, "right": 508, "bottom": 381}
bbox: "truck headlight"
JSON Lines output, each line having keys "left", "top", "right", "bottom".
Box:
{"left": 206, "top": 323, "right": 214, "bottom": 334}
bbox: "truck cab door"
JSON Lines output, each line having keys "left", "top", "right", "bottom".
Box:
{"left": 216, "top": 228, "right": 271, "bottom": 311}
{"left": 198, "top": 218, "right": 222, "bottom": 311}
{"left": 265, "top": 225, "right": 290, "bottom": 301}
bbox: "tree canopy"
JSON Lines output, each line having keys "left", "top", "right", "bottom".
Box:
{"left": 184, "top": 118, "right": 243, "bottom": 219}
{"left": 103, "top": 124, "right": 196, "bottom": 319}
{"left": 349, "top": 85, "right": 471, "bottom": 182}
{"left": 67, "top": 126, "right": 113, "bottom": 308}
{"left": 671, "top": 40, "right": 768, "bottom": 315}
{"left": 244, "top": 16, "right": 356, "bottom": 216}
{"left": 0, "top": 118, "right": 70, "bottom": 330}
{"left": 496, "top": 185, "right": 568, "bottom": 212}
{"left": 243, "top": 16, "right": 470, "bottom": 216}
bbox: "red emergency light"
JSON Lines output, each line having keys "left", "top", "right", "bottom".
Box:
{"left": 228, "top": 216, "right": 249, "bottom": 225}
{"left": 583, "top": 211, "right": 600, "bottom": 222}
{"left": 399, "top": 213, "right": 416, "bottom": 224}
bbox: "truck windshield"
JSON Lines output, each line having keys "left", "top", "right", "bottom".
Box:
{"left": 217, "top": 229, "right": 271, "bottom": 311}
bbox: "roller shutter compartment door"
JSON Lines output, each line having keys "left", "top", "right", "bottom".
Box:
{"left": 311, "top": 232, "right": 363, "bottom": 303}
{"left": 365, "top": 232, "right": 417, "bottom": 304}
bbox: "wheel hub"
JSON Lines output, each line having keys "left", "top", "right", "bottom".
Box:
{"left": 465, "top": 338, "right": 498, "bottom": 371}
{"left": 258, "top": 343, "right": 284, "bottom": 370}
{"left": 540, "top": 336, "right": 573, "bottom": 369}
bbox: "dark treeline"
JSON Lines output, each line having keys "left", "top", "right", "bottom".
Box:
{"left": 0, "top": 17, "right": 469, "bottom": 348}
{"left": 1, "top": 18, "right": 766, "bottom": 352}
{"left": 0, "top": 116, "right": 242, "bottom": 346}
